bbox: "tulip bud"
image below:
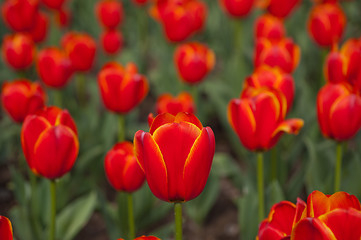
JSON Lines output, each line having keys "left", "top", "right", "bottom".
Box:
{"left": 0, "top": 215, "right": 13, "bottom": 240}
{"left": 37, "top": 47, "right": 73, "bottom": 88}
{"left": 21, "top": 106, "right": 79, "bottom": 179}
{"left": 254, "top": 14, "right": 285, "bottom": 41}
{"left": 1, "top": 79, "right": 46, "bottom": 123}
{"left": 218, "top": 0, "right": 254, "bottom": 18}
{"left": 95, "top": 0, "right": 123, "bottom": 29}
{"left": 174, "top": 42, "right": 215, "bottom": 84}
{"left": 100, "top": 30, "right": 123, "bottom": 55}
{"left": 97, "top": 62, "right": 149, "bottom": 113}
{"left": 134, "top": 112, "right": 215, "bottom": 202}
{"left": 40, "top": 0, "right": 67, "bottom": 10}
{"left": 104, "top": 141, "right": 145, "bottom": 192}
{"left": 2, "top": 33, "right": 35, "bottom": 70}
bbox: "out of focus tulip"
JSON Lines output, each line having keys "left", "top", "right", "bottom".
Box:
{"left": 37, "top": 47, "right": 73, "bottom": 88}
{"left": 104, "top": 141, "right": 145, "bottom": 192}
{"left": 1, "top": 0, "right": 39, "bottom": 31}
{"left": 97, "top": 62, "right": 149, "bottom": 113}
{"left": 41, "top": 0, "right": 67, "bottom": 10}
{"left": 134, "top": 112, "right": 215, "bottom": 202}
{"left": 95, "top": 0, "right": 123, "bottom": 29}
{"left": 1, "top": 79, "right": 46, "bottom": 123}
{"left": 56, "top": 8, "right": 71, "bottom": 28}
{"left": 28, "top": 11, "right": 48, "bottom": 43}
{"left": 228, "top": 87, "right": 303, "bottom": 151}
{"left": 0, "top": 216, "right": 13, "bottom": 240}
{"left": 21, "top": 106, "right": 79, "bottom": 179}
{"left": 2, "top": 33, "right": 35, "bottom": 70}
{"left": 101, "top": 30, "right": 123, "bottom": 55}
{"left": 317, "top": 83, "right": 361, "bottom": 141}
{"left": 150, "top": 0, "right": 207, "bottom": 42}
{"left": 254, "top": 37, "right": 300, "bottom": 73}
{"left": 132, "top": 0, "right": 148, "bottom": 6}
{"left": 308, "top": 3, "right": 346, "bottom": 48}
{"left": 118, "top": 236, "right": 161, "bottom": 240}
{"left": 245, "top": 65, "right": 295, "bottom": 113}
{"left": 174, "top": 42, "right": 215, "bottom": 84}
{"left": 218, "top": 0, "right": 254, "bottom": 18}
{"left": 257, "top": 0, "right": 301, "bottom": 18}
{"left": 254, "top": 14, "right": 285, "bottom": 41}
{"left": 61, "top": 32, "right": 96, "bottom": 72}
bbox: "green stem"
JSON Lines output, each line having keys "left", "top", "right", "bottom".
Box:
{"left": 257, "top": 152, "right": 264, "bottom": 222}
{"left": 174, "top": 203, "right": 183, "bottom": 240}
{"left": 49, "top": 180, "right": 57, "bottom": 240}
{"left": 334, "top": 143, "right": 343, "bottom": 192}
{"left": 53, "top": 89, "right": 62, "bottom": 107}
{"left": 191, "top": 85, "right": 199, "bottom": 114}
{"left": 127, "top": 193, "right": 135, "bottom": 240}
{"left": 271, "top": 147, "right": 277, "bottom": 182}
{"left": 76, "top": 73, "right": 86, "bottom": 106}
{"left": 118, "top": 114, "right": 125, "bottom": 142}
{"left": 233, "top": 19, "right": 242, "bottom": 56}
{"left": 28, "top": 170, "right": 42, "bottom": 239}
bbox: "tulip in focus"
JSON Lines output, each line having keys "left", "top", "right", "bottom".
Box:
{"left": 61, "top": 32, "right": 96, "bottom": 72}
{"left": 101, "top": 30, "right": 123, "bottom": 55}
{"left": 37, "top": 47, "right": 73, "bottom": 88}
{"left": 1, "top": 79, "right": 46, "bottom": 123}
{"left": 95, "top": 0, "right": 123, "bottom": 29}
{"left": 218, "top": 0, "right": 254, "bottom": 18}
{"left": 254, "top": 14, "right": 285, "bottom": 41}
{"left": 257, "top": 0, "right": 301, "bottom": 18}
{"left": 0, "top": 216, "right": 13, "bottom": 240}
{"left": 105, "top": 141, "right": 145, "bottom": 192}
{"left": 98, "top": 62, "right": 149, "bottom": 114}
{"left": 1, "top": 0, "right": 39, "bottom": 31}
{"left": 174, "top": 42, "right": 215, "bottom": 84}
{"left": 2, "top": 33, "right": 35, "bottom": 70}
{"left": 308, "top": 3, "right": 346, "bottom": 48}
{"left": 228, "top": 87, "right": 303, "bottom": 151}
{"left": 134, "top": 112, "right": 215, "bottom": 202}
{"left": 21, "top": 106, "right": 79, "bottom": 179}
{"left": 41, "top": 0, "right": 67, "bottom": 10}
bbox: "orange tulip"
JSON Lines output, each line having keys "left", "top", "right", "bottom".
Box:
{"left": 104, "top": 141, "right": 145, "bottom": 192}
{"left": 134, "top": 112, "right": 215, "bottom": 202}
{"left": 97, "top": 62, "right": 149, "bottom": 113}
{"left": 95, "top": 0, "right": 123, "bottom": 29}
{"left": 218, "top": 0, "right": 254, "bottom": 18}
{"left": 28, "top": 11, "right": 48, "bottom": 43}
{"left": 308, "top": 3, "right": 346, "bottom": 48}
{"left": 0, "top": 216, "right": 13, "bottom": 240}
{"left": 254, "top": 37, "right": 300, "bottom": 73}
{"left": 228, "top": 87, "right": 303, "bottom": 151}
{"left": 40, "top": 0, "right": 67, "bottom": 9}
{"left": 254, "top": 14, "right": 285, "bottom": 41}
{"left": 21, "top": 106, "right": 79, "bottom": 179}
{"left": 100, "top": 30, "right": 123, "bottom": 55}
{"left": 2, "top": 33, "right": 35, "bottom": 70}
{"left": 1, "top": 79, "right": 46, "bottom": 123}
{"left": 257, "top": 0, "right": 301, "bottom": 18}
{"left": 37, "top": 47, "right": 73, "bottom": 88}
{"left": 317, "top": 83, "right": 361, "bottom": 141}
{"left": 174, "top": 42, "right": 215, "bottom": 84}
{"left": 61, "top": 32, "right": 96, "bottom": 72}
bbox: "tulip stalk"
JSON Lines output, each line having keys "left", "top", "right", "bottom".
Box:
{"left": 174, "top": 202, "right": 183, "bottom": 240}
{"left": 76, "top": 73, "right": 86, "bottom": 106}
{"left": 118, "top": 114, "right": 125, "bottom": 142}
{"left": 257, "top": 152, "right": 265, "bottom": 221}
{"left": 53, "top": 90, "right": 62, "bottom": 107}
{"left": 49, "top": 180, "right": 57, "bottom": 240}
{"left": 271, "top": 147, "right": 277, "bottom": 182}
{"left": 127, "top": 193, "right": 135, "bottom": 240}
{"left": 334, "top": 143, "right": 343, "bottom": 192}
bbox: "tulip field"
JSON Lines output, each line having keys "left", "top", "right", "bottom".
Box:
{"left": 1, "top": 0, "right": 361, "bottom": 239}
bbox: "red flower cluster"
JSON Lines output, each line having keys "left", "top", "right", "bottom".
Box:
{"left": 95, "top": 0, "right": 124, "bottom": 55}
{"left": 257, "top": 190, "right": 361, "bottom": 240}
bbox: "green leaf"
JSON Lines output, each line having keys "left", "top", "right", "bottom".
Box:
{"left": 238, "top": 189, "right": 259, "bottom": 240}
{"left": 10, "top": 206, "right": 34, "bottom": 240}
{"left": 265, "top": 180, "right": 285, "bottom": 212}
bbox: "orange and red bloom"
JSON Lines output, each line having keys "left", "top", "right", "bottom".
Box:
{"left": 97, "top": 62, "right": 149, "bottom": 114}
{"left": 254, "top": 14, "right": 285, "bottom": 41}
{"left": 174, "top": 42, "right": 215, "bottom": 84}
{"left": 228, "top": 87, "right": 303, "bottom": 151}
{"left": 218, "top": 0, "right": 254, "bottom": 18}
{"left": 1, "top": 79, "right": 46, "bottom": 123}
{"left": 0, "top": 216, "right": 13, "bottom": 240}
{"left": 95, "top": 0, "right": 123, "bottom": 30}
{"left": 36, "top": 47, "right": 73, "bottom": 88}
{"left": 104, "top": 141, "right": 145, "bottom": 192}
{"left": 134, "top": 112, "right": 215, "bottom": 202}
{"left": 101, "top": 30, "right": 123, "bottom": 55}
{"left": 21, "top": 106, "right": 79, "bottom": 179}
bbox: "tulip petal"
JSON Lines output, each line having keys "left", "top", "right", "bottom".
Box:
{"left": 307, "top": 190, "right": 331, "bottom": 218}
{"left": 291, "top": 218, "right": 336, "bottom": 240}
{"left": 266, "top": 201, "right": 296, "bottom": 236}
{"left": 0, "top": 216, "right": 13, "bottom": 240}
{"left": 183, "top": 127, "right": 215, "bottom": 201}
{"left": 174, "top": 112, "right": 202, "bottom": 130}
{"left": 293, "top": 198, "right": 306, "bottom": 227}
{"left": 271, "top": 118, "right": 304, "bottom": 147}
{"left": 149, "top": 113, "right": 175, "bottom": 135}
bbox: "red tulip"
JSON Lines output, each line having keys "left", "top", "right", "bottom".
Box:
{"left": 104, "top": 141, "right": 145, "bottom": 192}
{"left": 308, "top": 3, "right": 346, "bottom": 48}
{"left": 134, "top": 112, "right": 215, "bottom": 202}
{"left": 40, "top": 0, "right": 67, "bottom": 10}
{"left": 100, "top": 30, "right": 123, "bottom": 55}
{"left": 174, "top": 42, "right": 215, "bottom": 84}
{"left": 97, "top": 62, "right": 149, "bottom": 114}
{"left": 21, "top": 106, "right": 79, "bottom": 179}
{"left": 28, "top": 11, "right": 48, "bottom": 43}
{"left": 218, "top": 0, "right": 254, "bottom": 18}
{"left": 254, "top": 14, "right": 285, "bottom": 41}
{"left": 118, "top": 236, "right": 161, "bottom": 240}
{"left": 2, "top": 33, "right": 35, "bottom": 70}
{"left": 61, "top": 32, "right": 96, "bottom": 72}
{"left": 132, "top": 0, "right": 148, "bottom": 6}
{"left": 36, "top": 47, "right": 73, "bottom": 88}
{"left": 317, "top": 83, "right": 361, "bottom": 141}
{"left": 254, "top": 37, "right": 300, "bottom": 73}
{"left": 1, "top": 79, "right": 46, "bottom": 123}
{"left": 56, "top": 8, "right": 71, "bottom": 28}
{"left": 244, "top": 65, "right": 295, "bottom": 113}
{"left": 257, "top": 0, "right": 301, "bottom": 18}
{"left": 95, "top": 0, "right": 123, "bottom": 29}
{"left": 1, "top": 0, "right": 39, "bottom": 32}
{"left": 0, "top": 216, "right": 13, "bottom": 240}
{"left": 228, "top": 87, "right": 303, "bottom": 151}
